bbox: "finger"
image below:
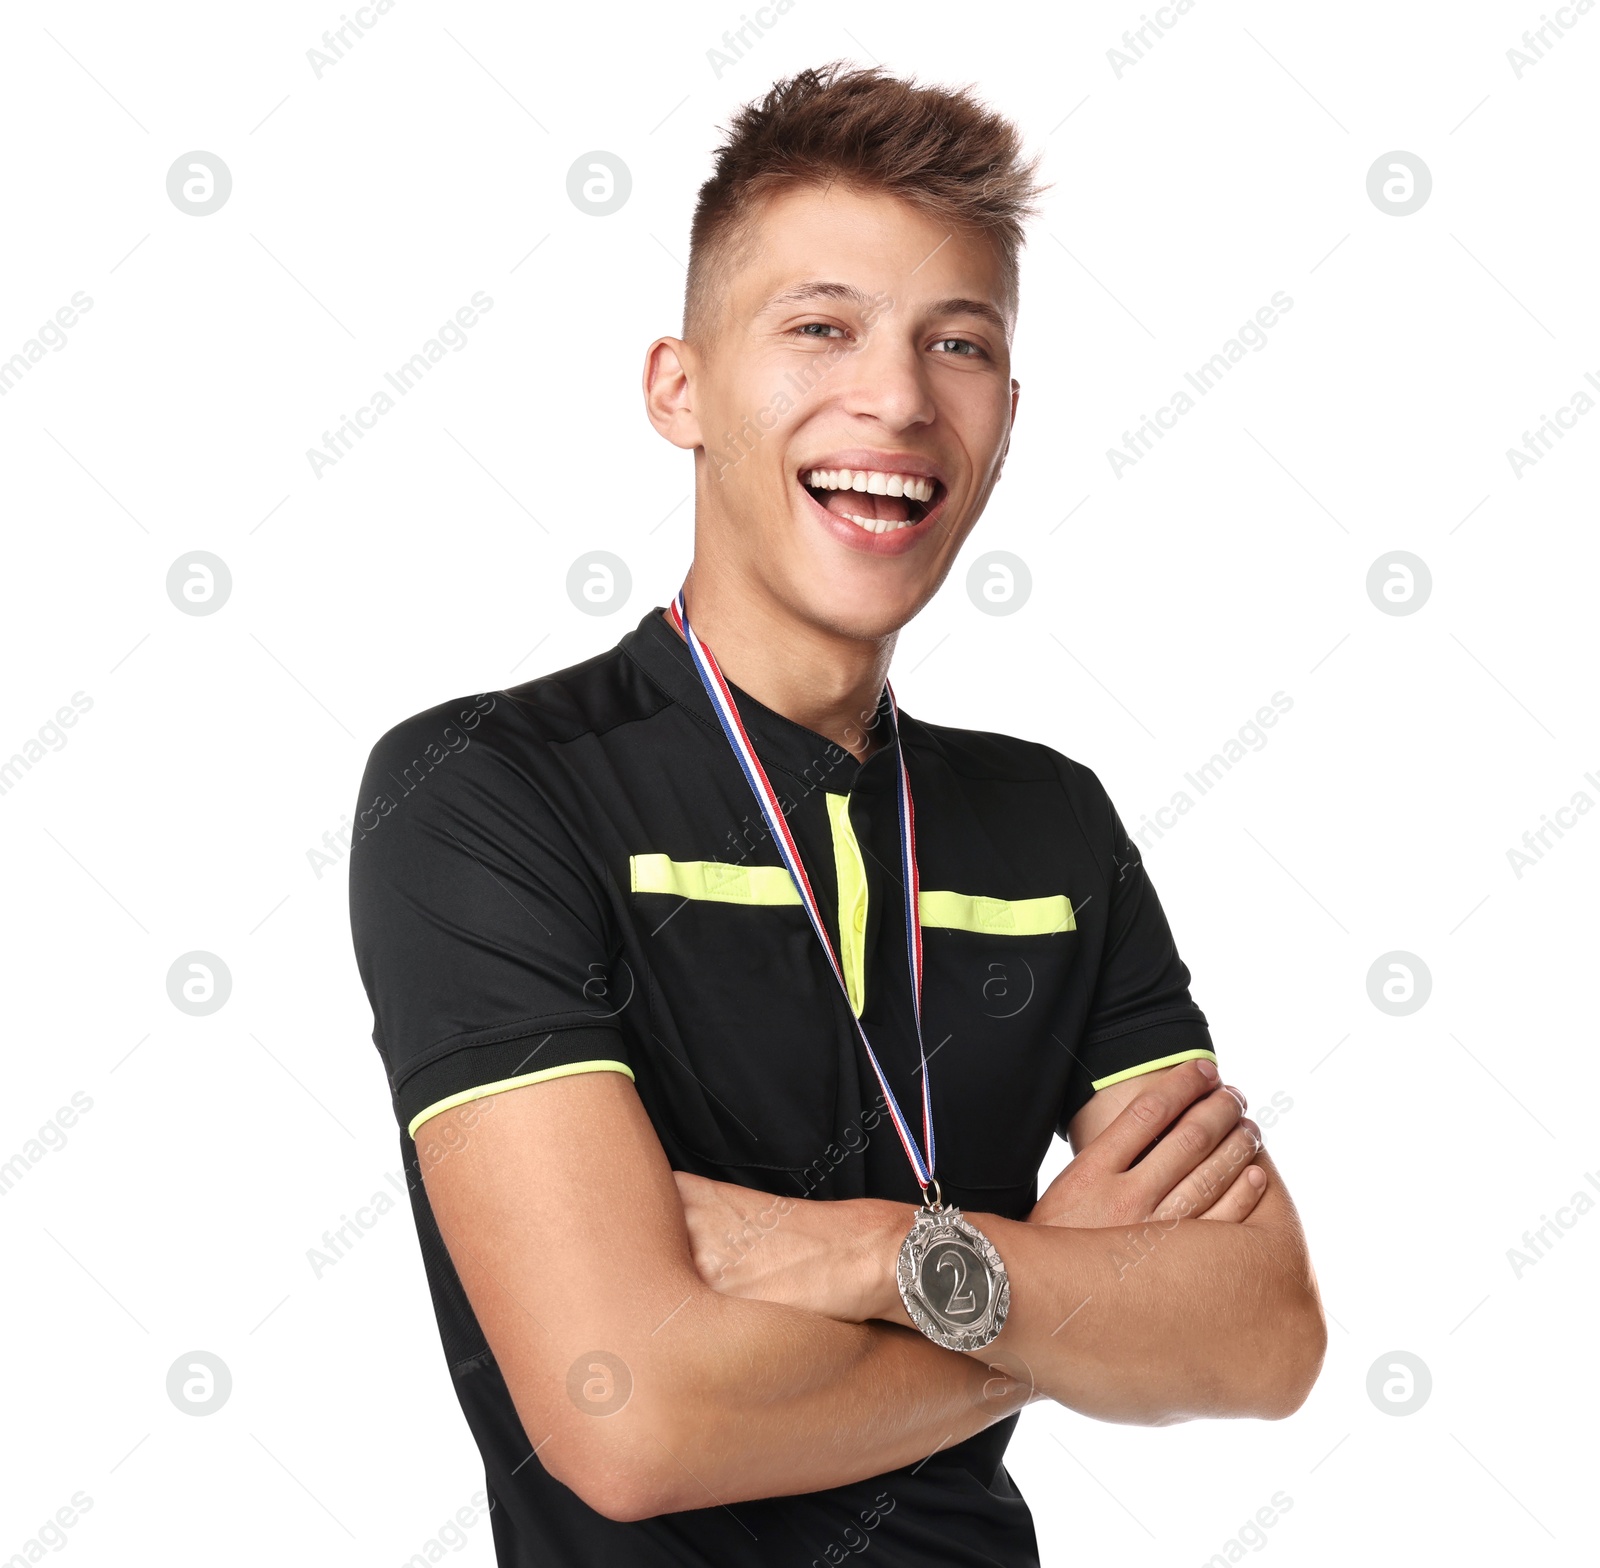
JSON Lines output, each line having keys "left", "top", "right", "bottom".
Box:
{"left": 1158, "top": 1100, "right": 1254, "bottom": 1209}
{"left": 1084, "top": 1059, "right": 1225, "bottom": 1173}
{"left": 1151, "top": 1118, "right": 1261, "bottom": 1219}
{"left": 1196, "top": 1161, "right": 1268, "bottom": 1223}
{"left": 1128, "top": 1087, "right": 1249, "bottom": 1201}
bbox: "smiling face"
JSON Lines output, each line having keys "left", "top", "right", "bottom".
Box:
{"left": 650, "top": 182, "right": 1019, "bottom": 644}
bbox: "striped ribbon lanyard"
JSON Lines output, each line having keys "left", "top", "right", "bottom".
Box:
{"left": 668, "top": 589, "right": 939, "bottom": 1200}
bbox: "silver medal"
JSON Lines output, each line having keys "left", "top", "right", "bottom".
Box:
{"left": 896, "top": 1200, "right": 1010, "bottom": 1352}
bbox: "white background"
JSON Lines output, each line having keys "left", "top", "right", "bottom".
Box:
{"left": 2, "top": 1, "right": 1595, "bottom": 1563}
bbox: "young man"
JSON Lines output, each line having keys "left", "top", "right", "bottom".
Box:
{"left": 349, "top": 63, "right": 1325, "bottom": 1568}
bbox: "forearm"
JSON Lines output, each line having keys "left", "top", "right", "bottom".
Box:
{"left": 539, "top": 1281, "right": 1030, "bottom": 1518}
{"left": 861, "top": 1150, "right": 1325, "bottom": 1423}
{"left": 657, "top": 1287, "right": 1028, "bottom": 1509}
{"left": 959, "top": 1197, "right": 1324, "bottom": 1423}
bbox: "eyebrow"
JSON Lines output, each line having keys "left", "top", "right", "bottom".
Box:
{"left": 758, "top": 280, "right": 1010, "bottom": 336}
{"left": 926, "top": 296, "right": 1011, "bottom": 335}
{"left": 760, "top": 280, "right": 876, "bottom": 312}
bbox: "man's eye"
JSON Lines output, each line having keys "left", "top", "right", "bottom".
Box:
{"left": 931, "top": 337, "right": 980, "bottom": 356}
{"left": 796, "top": 322, "right": 846, "bottom": 339}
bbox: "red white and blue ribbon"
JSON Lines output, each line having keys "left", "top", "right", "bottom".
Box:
{"left": 669, "top": 589, "right": 937, "bottom": 1195}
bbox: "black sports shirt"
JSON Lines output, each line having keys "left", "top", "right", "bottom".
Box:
{"left": 348, "top": 606, "right": 1217, "bottom": 1567}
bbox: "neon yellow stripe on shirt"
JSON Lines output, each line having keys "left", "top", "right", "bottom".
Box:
{"left": 827, "top": 793, "right": 869, "bottom": 1017}
{"left": 918, "top": 890, "right": 1075, "bottom": 936}
{"left": 630, "top": 853, "right": 801, "bottom": 906}
{"left": 407, "top": 1059, "right": 635, "bottom": 1139}
{"left": 1090, "top": 1048, "right": 1218, "bottom": 1092}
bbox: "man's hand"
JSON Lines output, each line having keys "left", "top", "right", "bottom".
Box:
{"left": 1030, "top": 1058, "right": 1264, "bottom": 1231}
{"left": 672, "top": 1169, "right": 910, "bottom": 1325}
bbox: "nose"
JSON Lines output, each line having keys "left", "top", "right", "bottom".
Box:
{"left": 834, "top": 322, "right": 936, "bottom": 434}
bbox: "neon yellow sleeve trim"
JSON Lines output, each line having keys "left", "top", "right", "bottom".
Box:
{"left": 630, "top": 853, "right": 800, "bottom": 906}
{"left": 407, "top": 1059, "right": 635, "bottom": 1138}
{"left": 918, "top": 890, "right": 1075, "bottom": 936}
{"left": 1090, "top": 1048, "right": 1218, "bottom": 1092}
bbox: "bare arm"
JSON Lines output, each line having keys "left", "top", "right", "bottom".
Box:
{"left": 682, "top": 1059, "right": 1326, "bottom": 1425}
{"left": 418, "top": 1070, "right": 1033, "bottom": 1523}
{"left": 1023, "top": 1057, "right": 1325, "bottom": 1420}
{"left": 934, "top": 1148, "right": 1323, "bottom": 1423}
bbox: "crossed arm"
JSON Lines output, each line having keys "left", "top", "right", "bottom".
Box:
{"left": 419, "top": 1057, "right": 1325, "bottom": 1521}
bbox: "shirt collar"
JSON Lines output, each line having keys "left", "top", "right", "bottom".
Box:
{"left": 620, "top": 606, "right": 897, "bottom": 791}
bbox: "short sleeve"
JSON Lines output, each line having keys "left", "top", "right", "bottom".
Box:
{"left": 1061, "top": 770, "right": 1216, "bottom": 1133}
{"left": 347, "top": 695, "right": 634, "bottom": 1142}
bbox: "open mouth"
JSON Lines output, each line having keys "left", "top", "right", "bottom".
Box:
{"left": 800, "top": 467, "right": 945, "bottom": 536}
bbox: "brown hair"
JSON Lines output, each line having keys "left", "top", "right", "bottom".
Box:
{"left": 684, "top": 61, "right": 1046, "bottom": 342}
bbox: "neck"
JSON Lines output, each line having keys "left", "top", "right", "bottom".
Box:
{"left": 668, "top": 564, "right": 895, "bottom": 763}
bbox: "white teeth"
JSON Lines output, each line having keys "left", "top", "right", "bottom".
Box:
{"left": 837, "top": 511, "right": 916, "bottom": 533}
{"left": 802, "top": 468, "right": 938, "bottom": 502}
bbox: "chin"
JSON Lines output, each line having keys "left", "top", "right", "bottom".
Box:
{"left": 779, "top": 568, "right": 934, "bottom": 643}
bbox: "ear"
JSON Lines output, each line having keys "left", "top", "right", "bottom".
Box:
{"left": 642, "top": 337, "right": 704, "bottom": 452}
{"left": 996, "top": 377, "right": 1020, "bottom": 479}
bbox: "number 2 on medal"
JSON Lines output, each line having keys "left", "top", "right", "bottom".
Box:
{"left": 936, "top": 1248, "right": 976, "bottom": 1313}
